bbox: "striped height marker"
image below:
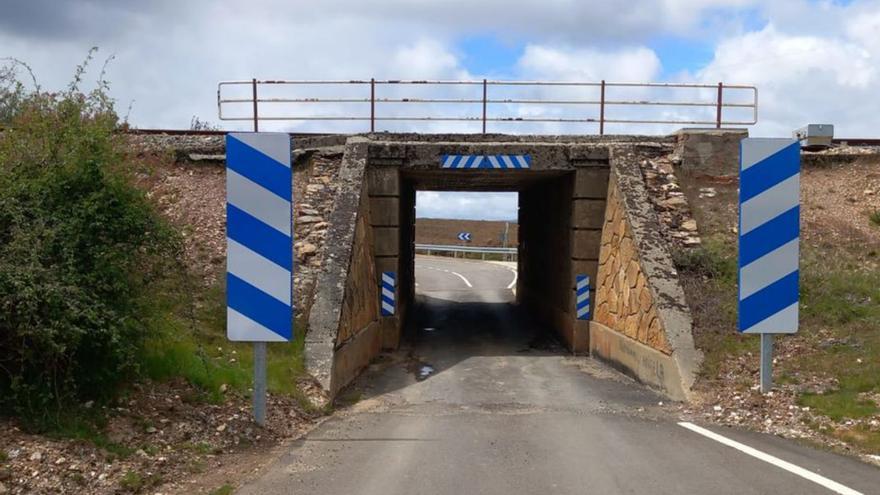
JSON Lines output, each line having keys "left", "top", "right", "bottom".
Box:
{"left": 226, "top": 133, "right": 293, "bottom": 342}
{"left": 738, "top": 138, "right": 800, "bottom": 334}
{"left": 441, "top": 154, "right": 532, "bottom": 169}
{"left": 576, "top": 275, "right": 591, "bottom": 320}
{"left": 381, "top": 271, "right": 396, "bottom": 316}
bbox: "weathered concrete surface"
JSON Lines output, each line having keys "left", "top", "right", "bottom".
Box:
{"left": 673, "top": 128, "right": 748, "bottom": 176}
{"left": 592, "top": 147, "right": 702, "bottom": 399}
{"left": 306, "top": 139, "right": 378, "bottom": 395}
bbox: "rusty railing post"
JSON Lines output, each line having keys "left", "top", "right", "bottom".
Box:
{"left": 482, "top": 79, "right": 488, "bottom": 134}
{"left": 599, "top": 80, "right": 606, "bottom": 136}
{"left": 716, "top": 82, "right": 723, "bottom": 129}
{"left": 252, "top": 78, "right": 259, "bottom": 132}
{"left": 370, "top": 78, "right": 376, "bottom": 133}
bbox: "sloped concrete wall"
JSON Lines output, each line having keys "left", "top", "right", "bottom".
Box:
{"left": 591, "top": 150, "right": 703, "bottom": 400}
{"left": 306, "top": 139, "right": 386, "bottom": 398}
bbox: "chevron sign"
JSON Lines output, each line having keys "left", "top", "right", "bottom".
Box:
{"left": 738, "top": 138, "right": 800, "bottom": 334}
{"left": 441, "top": 154, "right": 531, "bottom": 169}
{"left": 381, "top": 272, "right": 396, "bottom": 316}
{"left": 458, "top": 232, "right": 472, "bottom": 242}
{"left": 226, "top": 133, "right": 293, "bottom": 342}
{"left": 576, "top": 275, "right": 591, "bottom": 320}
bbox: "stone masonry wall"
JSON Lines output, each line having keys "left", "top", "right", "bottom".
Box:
{"left": 336, "top": 190, "right": 380, "bottom": 345}
{"left": 594, "top": 180, "right": 671, "bottom": 354}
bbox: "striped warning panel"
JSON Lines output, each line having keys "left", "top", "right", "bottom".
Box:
{"left": 226, "top": 133, "right": 293, "bottom": 342}
{"left": 381, "top": 272, "right": 396, "bottom": 316}
{"left": 441, "top": 154, "right": 531, "bottom": 169}
{"left": 576, "top": 275, "right": 591, "bottom": 320}
{"left": 738, "top": 138, "right": 800, "bottom": 334}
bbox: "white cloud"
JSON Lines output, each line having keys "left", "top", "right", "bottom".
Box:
{"left": 416, "top": 192, "right": 518, "bottom": 221}
{"left": 697, "top": 10, "right": 880, "bottom": 137}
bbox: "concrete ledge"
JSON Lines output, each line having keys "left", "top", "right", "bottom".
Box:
{"left": 590, "top": 321, "right": 687, "bottom": 401}
{"left": 330, "top": 321, "right": 382, "bottom": 397}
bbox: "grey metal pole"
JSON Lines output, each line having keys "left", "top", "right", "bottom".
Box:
{"left": 253, "top": 341, "right": 267, "bottom": 426}
{"left": 760, "top": 333, "right": 773, "bottom": 393}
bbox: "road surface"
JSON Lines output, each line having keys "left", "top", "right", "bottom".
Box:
{"left": 239, "top": 255, "right": 880, "bottom": 495}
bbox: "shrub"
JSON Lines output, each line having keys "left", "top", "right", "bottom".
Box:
{"left": 0, "top": 51, "right": 182, "bottom": 419}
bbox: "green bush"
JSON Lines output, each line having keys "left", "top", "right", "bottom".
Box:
{"left": 0, "top": 52, "right": 182, "bottom": 418}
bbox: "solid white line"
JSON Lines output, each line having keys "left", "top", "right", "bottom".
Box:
{"left": 506, "top": 268, "right": 518, "bottom": 290}
{"left": 449, "top": 270, "right": 473, "bottom": 288}
{"left": 678, "top": 422, "right": 863, "bottom": 495}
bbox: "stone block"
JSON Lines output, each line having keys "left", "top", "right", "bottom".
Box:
{"left": 574, "top": 168, "right": 610, "bottom": 199}
{"left": 366, "top": 167, "right": 400, "bottom": 196}
{"left": 573, "top": 199, "right": 606, "bottom": 229}
{"left": 571, "top": 260, "right": 599, "bottom": 284}
{"left": 370, "top": 197, "right": 399, "bottom": 226}
{"left": 673, "top": 128, "right": 748, "bottom": 177}
{"left": 373, "top": 227, "right": 399, "bottom": 256}
{"left": 571, "top": 229, "right": 603, "bottom": 259}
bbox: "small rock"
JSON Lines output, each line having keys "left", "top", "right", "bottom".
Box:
{"left": 864, "top": 189, "right": 874, "bottom": 196}
{"left": 55, "top": 457, "right": 66, "bottom": 465}
{"left": 220, "top": 384, "right": 229, "bottom": 393}
{"left": 217, "top": 424, "right": 227, "bottom": 432}
{"left": 660, "top": 196, "right": 687, "bottom": 208}
{"left": 713, "top": 405, "right": 723, "bottom": 412}
{"left": 297, "top": 215, "right": 323, "bottom": 224}
{"left": 29, "top": 452, "right": 42, "bottom": 462}
{"left": 299, "top": 208, "right": 320, "bottom": 216}
{"left": 681, "top": 219, "right": 698, "bottom": 231}
{"left": 298, "top": 243, "right": 318, "bottom": 257}
{"left": 146, "top": 426, "right": 158, "bottom": 434}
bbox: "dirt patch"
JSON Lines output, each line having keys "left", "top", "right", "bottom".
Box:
{"left": 0, "top": 381, "right": 321, "bottom": 494}
{"left": 415, "top": 218, "right": 518, "bottom": 247}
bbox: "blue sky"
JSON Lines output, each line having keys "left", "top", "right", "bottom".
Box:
{"left": 3, "top": 0, "right": 879, "bottom": 220}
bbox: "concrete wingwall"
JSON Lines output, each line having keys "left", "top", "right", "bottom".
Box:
{"left": 590, "top": 148, "right": 703, "bottom": 400}
{"left": 305, "top": 139, "right": 388, "bottom": 398}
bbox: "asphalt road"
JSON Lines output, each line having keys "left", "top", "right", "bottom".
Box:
{"left": 239, "top": 255, "right": 880, "bottom": 495}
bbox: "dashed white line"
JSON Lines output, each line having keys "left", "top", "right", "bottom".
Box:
{"left": 678, "top": 422, "right": 863, "bottom": 495}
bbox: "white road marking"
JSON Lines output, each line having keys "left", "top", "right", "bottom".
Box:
{"left": 678, "top": 422, "right": 863, "bottom": 495}
{"left": 506, "top": 268, "right": 518, "bottom": 290}
{"left": 449, "top": 270, "right": 473, "bottom": 288}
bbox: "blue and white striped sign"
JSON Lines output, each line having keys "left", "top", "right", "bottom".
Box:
{"left": 226, "top": 133, "right": 293, "bottom": 342}
{"left": 738, "top": 138, "right": 800, "bottom": 334}
{"left": 381, "top": 272, "right": 396, "bottom": 316}
{"left": 576, "top": 275, "right": 591, "bottom": 320}
{"left": 441, "top": 154, "right": 531, "bottom": 169}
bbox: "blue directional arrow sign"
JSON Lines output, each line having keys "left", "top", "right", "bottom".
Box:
{"left": 458, "top": 232, "right": 472, "bottom": 242}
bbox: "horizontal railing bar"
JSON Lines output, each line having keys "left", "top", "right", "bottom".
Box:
{"left": 220, "top": 97, "right": 755, "bottom": 108}
{"left": 219, "top": 79, "right": 756, "bottom": 90}
{"left": 415, "top": 244, "right": 517, "bottom": 254}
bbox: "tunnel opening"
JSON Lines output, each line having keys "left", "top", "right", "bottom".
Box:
{"left": 397, "top": 171, "right": 584, "bottom": 360}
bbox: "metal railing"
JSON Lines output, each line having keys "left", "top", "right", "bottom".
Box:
{"left": 415, "top": 244, "right": 518, "bottom": 261}
{"left": 217, "top": 79, "right": 758, "bottom": 134}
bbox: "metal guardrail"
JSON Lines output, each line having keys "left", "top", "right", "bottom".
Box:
{"left": 415, "top": 243, "right": 517, "bottom": 255}
{"left": 217, "top": 79, "right": 758, "bottom": 134}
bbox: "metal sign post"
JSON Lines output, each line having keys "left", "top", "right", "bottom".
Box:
{"left": 738, "top": 138, "right": 800, "bottom": 394}
{"left": 226, "top": 132, "right": 293, "bottom": 426}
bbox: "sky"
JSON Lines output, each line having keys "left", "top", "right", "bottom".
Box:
{"left": 2, "top": 0, "right": 878, "bottom": 220}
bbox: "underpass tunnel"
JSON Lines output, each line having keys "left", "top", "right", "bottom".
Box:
{"left": 393, "top": 167, "right": 604, "bottom": 352}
